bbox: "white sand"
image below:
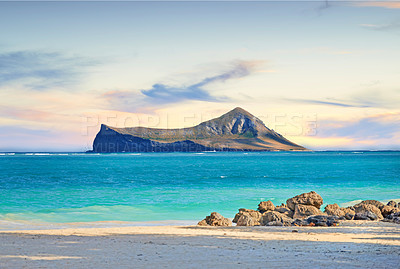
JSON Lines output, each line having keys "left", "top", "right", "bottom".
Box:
{"left": 0, "top": 221, "right": 399, "bottom": 268}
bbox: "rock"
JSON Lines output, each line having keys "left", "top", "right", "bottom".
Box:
{"left": 293, "top": 204, "right": 324, "bottom": 219}
{"left": 258, "top": 201, "right": 275, "bottom": 213}
{"left": 325, "top": 204, "right": 356, "bottom": 218}
{"left": 342, "top": 207, "right": 356, "bottom": 215}
{"left": 197, "top": 219, "right": 208, "bottom": 226}
{"left": 198, "top": 212, "right": 232, "bottom": 226}
{"left": 233, "top": 208, "right": 262, "bottom": 226}
{"left": 344, "top": 213, "right": 355, "bottom": 220}
{"left": 306, "top": 215, "right": 339, "bottom": 227}
{"left": 261, "top": 211, "right": 292, "bottom": 226}
{"left": 275, "top": 204, "right": 290, "bottom": 213}
{"left": 383, "top": 212, "right": 400, "bottom": 224}
{"left": 236, "top": 214, "right": 257, "bottom": 226}
{"left": 286, "top": 191, "right": 323, "bottom": 210}
{"left": 324, "top": 203, "right": 345, "bottom": 217}
{"left": 381, "top": 206, "right": 400, "bottom": 218}
{"left": 265, "top": 221, "right": 285, "bottom": 226}
{"left": 275, "top": 205, "right": 294, "bottom": 218}
{"left": 387, "top": 201, "right": 397, "bottom": 208}
{"left": 292, "top": 219, "right": 309, "bottom": 226}
{"left": 356, "top": 200, "right": 385, "bottom": 210}
{"left": 354, "top": 211, "right": 378, "bottom": 221}
{"left": 353, "top": 203, "right": 383, "bottom": 220}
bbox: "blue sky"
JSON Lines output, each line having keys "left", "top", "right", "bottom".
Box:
{"left": 0, "top": 1, "right": 399, "bottom": 151}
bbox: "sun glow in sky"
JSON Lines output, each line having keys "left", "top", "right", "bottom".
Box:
{"left": 0, "top": 1, "right": 399, "bottom": 151}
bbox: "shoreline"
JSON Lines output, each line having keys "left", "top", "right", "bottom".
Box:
{"left": 1, "top": 221, "right": 399, "bottom": 268}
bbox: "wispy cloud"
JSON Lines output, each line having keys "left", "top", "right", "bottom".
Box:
{"left": 285, "top": 98, "right": 370, "bottom": 108}
{"left": 0, "top": 50, "right": 97, "bottom": 90}
{"left": 360, "top": 21, "right": 400, "bottom": 31}
{"left": 354, "top": 2, "right": 400, "bottom": 9}
{"left": 318, "top": 113, "right": 400, "bottom": 141}
{"left": 103, "top": 60, "right": 261, "bottom": 112}
{"left": 286, "top": 89, "right": 400, "bottom": 109}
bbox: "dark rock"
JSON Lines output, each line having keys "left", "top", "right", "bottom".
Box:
{"left": 344, "top": 213, "right": 355, "bottom": 220}
{"left": 354, "top": 211, "right": 378, "bottom": 221}
{"left": 286, "top": 191, "right": 323, "bottom": 210}
{"left": 306, "top": 215, "right": 339, "bottom": 227}
{"left": 265, "top": 221, "right": 286, "bottom": 226}
{"left": 383, "top": 212, "right": 400, "bottom": 224}
{"left": 293, "top": 204, "right": 324, "bottom": 219}
{"left": 198, "top": 212, "right": 232, "bottom": 226}
{"left": 292, "top": 219, "right": 309, "bottom": 226}
{"left": 258, "top": 201, "right": 275, "bottom": 213}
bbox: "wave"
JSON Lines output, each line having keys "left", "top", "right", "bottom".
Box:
{"left": 340, "top": 200, "right": 363, "bottom": 207}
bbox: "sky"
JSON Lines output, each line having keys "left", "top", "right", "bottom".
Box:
{"left": 0, "top": 0, "right": 399, "bottom": 151}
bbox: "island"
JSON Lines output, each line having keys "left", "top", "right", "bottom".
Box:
{"left": 90, "top": 107, "right": 306, "bottom": 152}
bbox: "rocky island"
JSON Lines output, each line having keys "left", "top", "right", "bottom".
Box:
{"left": 91, "top": 107, "right": 306, "bottom": 152}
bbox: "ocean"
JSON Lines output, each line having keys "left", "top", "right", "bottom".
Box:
{"left": 0, "top": 151, "right": 399, "bottom": 226}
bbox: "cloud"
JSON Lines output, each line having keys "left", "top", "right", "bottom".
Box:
{"left": 317, "top": 113, "right": 400, "bottom": 141}
{"left": 286, "top": 89, "right": 400, "bottom": 109}
{"left": 0, "top": 106, "right": 53, "bottom": 122}
{"left": 360, "top": 21, "right": 400, "bottom": 31}
{"left": 0, "top": 50, "right": 97, "bottom": 90}
{"left": 354, "top": 2, "right": 400, "bottom": 9}
{"left": 285, "top": 98, "right": 370, "bottom": 108}
{"left": 103, "top": 60, "right": 261, "bottom": 112}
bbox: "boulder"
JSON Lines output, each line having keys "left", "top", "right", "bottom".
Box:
{"left": 306, "top": 215, "right": 339, "bottom": 227}
{"left": 381, "top": 205, "right": 400, "bottom": 218}
{"left": 293, "top": 204, "right": 324, "bottom": 219}
{"left": 236, "top": 214, "right": 257, "bottom": 226}
{"left": 324, "top": 203, "right": 344, "bottom": 217}
{"left": 344, "top": 213, "right": 355, "bottom": 220}
{"left": 286, "top": 191, "right": 323, "bottom": 210}
{"left": 387, "top": 201, "right": 397, "bottom": 208}
{"left": 342, "top": 207, "right": 356, "bottom": 215}
{"left": 261, "top": 211, "right": 292, "bottom": 226}
{"left": 383, "top": 212, "right": 400, "bottom": 224}
{"left": 265, "top": 221, "right": 286, "bottom": 226}
{"left": 292, "top": 219, "right": 309, "bottom": 226}
{"left": 198, "top": 212, "right": 232, "bottom": 226}
{"left": 354, "top": 211, "right": 379, "bottom": 221}
{"left": 258, "top": 201, "right": 275, "bottom": 213}
{"left": 233, "top": 208, "right": 262, "bottom": 226}
{"left": 324, "top": 204, "right": 356, "bottom": 218}
{"left": 356, "top": 200, "right": 385, "bottom": 210}
{"left": 353, "top": 203, "right": 383, "bottom": 220}
{"left": 275, "top": 205, "right": 294, "bottom": 217}
{"left": 197, "top": 219, "right": 208, "bottom": 226}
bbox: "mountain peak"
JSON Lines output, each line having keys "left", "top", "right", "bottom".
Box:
{"left": 224, "top": 107, "right": 254, "bottom": 118}
{"left": 92, "top": 107, "right": 306, "bottom": 152}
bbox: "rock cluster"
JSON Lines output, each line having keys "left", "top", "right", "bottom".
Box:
{"left": 197, "top": 192, "right": 400, "bottom": 227}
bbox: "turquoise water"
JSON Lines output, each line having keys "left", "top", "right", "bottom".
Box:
{"left": 0, "top": 152, "right": 399, "bottom": 224}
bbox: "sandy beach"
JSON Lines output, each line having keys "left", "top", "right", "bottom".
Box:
{"left": 0, "top": 221, "right": 399, "bottom": 268}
